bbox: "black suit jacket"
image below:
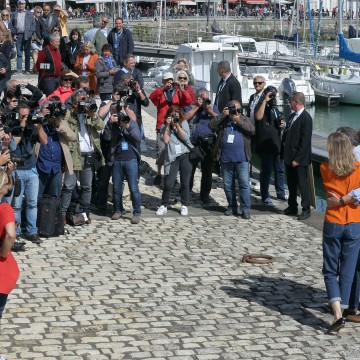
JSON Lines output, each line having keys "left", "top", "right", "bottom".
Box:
{"left": 281, "top": 109, "right": 312, "bottom": 166}
{"left": 215, "top": 73, "right": 242, "bottom": 113}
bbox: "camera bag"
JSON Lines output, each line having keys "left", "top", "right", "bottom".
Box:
{"left": 37, "top": 195, "right": 64, "bottom": 237}
{"left": 66, "top": 202, "right": 85, "bottom": 226}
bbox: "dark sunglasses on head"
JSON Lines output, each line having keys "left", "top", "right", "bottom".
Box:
{"left": 253, "top": 82, "right": 264, "bottom": 85}
{"left": 62, "top": 78, "right": 73, "bottom": 82}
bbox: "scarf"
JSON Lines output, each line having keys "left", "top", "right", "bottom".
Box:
{"left": 101, "top": 55, "right": 115, "bottom": 69}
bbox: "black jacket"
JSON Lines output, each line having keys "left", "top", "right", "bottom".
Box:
{"left": 281, "top": 109, "right": 312, "bottom": 166}
{"left": 107, "top": 27, "right": 134, "bottom": 66}
{"left": 214, "top": 73, "right": 242, "bottom": 113}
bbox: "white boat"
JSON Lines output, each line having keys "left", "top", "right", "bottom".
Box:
{"left": 147, "top": 59, "right": 173, "bottom": 78}
{"left": 241, "top": 65, "right": 315, "bottom": 106}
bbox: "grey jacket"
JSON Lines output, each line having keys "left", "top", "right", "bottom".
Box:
{"left": 11, "top": 10, "right": 36, "bottom": 41}
{"left": 160, "top": 121, "right": 191, "bottom": 175}
{"left": 95, "top": 57, "right": 116, "bottom": 95}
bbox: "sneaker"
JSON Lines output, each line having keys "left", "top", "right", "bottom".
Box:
{"left": 131, "top": 216, "right": 140, "bottom": 224}
{"left": 111, "top": 212, "right": 123, "bottom": 220}
{"left": 224, "top": 207, "right": 239, "bottom": 216}
{"left": 180, "top": 205, "right": 188, "bottom": 216}
{"left": 251, "top": 181, "right": 260, "bottom": 191}
{"left": 153, "top": 175, "right": 162, "bottom": 185}
{"left": 11, "top": 240, "right": 26, "bottom": 252}
{"left": 156, "top": 205, "right": 167, "bottom": 215}
{"left": 27, "top": 233, "right": 42, "bottom": 244}
{"left": 277, "top": 194, "right": 288, "bottom": 201}
{"left": 263, "top": 198, "right": 275, "bottom": 207}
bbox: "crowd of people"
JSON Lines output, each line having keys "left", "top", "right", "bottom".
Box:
{"left": 0, "top": 0, "right": 360, "bottom": 335}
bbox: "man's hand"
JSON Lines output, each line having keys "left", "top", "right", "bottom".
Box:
{"left": 0, "top": 150, "right": 11, "bottom": 166}
{"left": 327, "top": 191, "right": 340, "bottom": 207}
{"left": 230, "top": 113, "right": 241, "bottom": 123}
{"left": 291, "top": 160, "right": 299, "bottom": 167}
{"left": 109, "top": 113, "right": 118, "bottom": 123}
{"left": 6, "top": 161, "right": 15, "bottom": 175}
{"left": 0, "top": 68, "right": 6, "bottom": 75}
{"left": 40, "top": 107, "right": 51, "bottom": 117}
{"left": 222, "top": 107, "right": 229, "bottom": 117}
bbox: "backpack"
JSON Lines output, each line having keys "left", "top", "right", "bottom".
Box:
{"left": 37, "top": 195, "right": 64, "bottom": 237}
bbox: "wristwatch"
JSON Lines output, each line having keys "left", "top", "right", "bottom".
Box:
{"left": 339, "top": 197, "right": 345, "bottom": 205}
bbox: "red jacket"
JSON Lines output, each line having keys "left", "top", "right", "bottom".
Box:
{"left": 36, "top": 44, "right": 62, "bottom": 79}
{"left": 40, "top": 86, "right": 76, "bottom": 105}
{"left": 149, "top": 87, "right": 192, "bottom": 130}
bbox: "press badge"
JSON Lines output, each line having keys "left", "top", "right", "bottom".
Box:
{"left": 175, "top": 144, "right": 182, "bottom": 154}
{"left": 227, "top": 134, "right": 235, "bottom": 143}
{"left": 114, "top": 43, "right": 118, "bottom": 49}
{"left": 121, "top": 141, "right": 129, "bottom": 151}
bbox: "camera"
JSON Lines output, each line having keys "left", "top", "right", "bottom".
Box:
{"left": 202, "top": 98, "right": 211, "bottom": 106}
{"left": 118, "top": 113, "right": 131, "bottom": 124}
{"left": 27, "top": 114, "right": 48, "bottom": 126}
{"left": 172, "top": 114, "right": 180, "bottom": 123}
{"left": 0, "top": 113, "right": 23, "bottom": 136}
{"left": 128, "top": 79, "right": 137, "bottom": 91}
{"left": 78, "top": 97, "right": 98, "bottom": 113}
{"left": 1, "top": 149, "right": 25, "bottom": 167}
{"left": 264, "top": 86, "right": 277, "bottom": 100}
{"left": 45, "top": 102, "right": 67, "bottom": 118}
{"left": 226, "top": 103, "right": 238, "bottom": 115}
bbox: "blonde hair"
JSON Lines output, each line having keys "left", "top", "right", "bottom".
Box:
{"left": 0, "top": 169, "right": 9, "bottom": 192}
{"left": 176, "top": 70, "right": 188, "bottom": 83}
{"left": 82, "top": 41, "right": 96, "bottom": 55}
{"left": 0, "top": 28, "right": 12, "bottom": 42}
{"left": 328, "top": 132, "right": 358, "bottom": 177}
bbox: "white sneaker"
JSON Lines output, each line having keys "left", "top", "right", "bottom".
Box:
{"left": 181, "top": 205, "right": 188, "bottom": 216}
{"left": 156, "top": 205, "right": 167, "bottom": 215}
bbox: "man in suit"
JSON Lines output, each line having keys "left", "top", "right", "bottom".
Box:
{"left": 281, "top": 91, "right": 312, "bottom": 220}
{"left": 107, "top": 17, "right": 134, "bottom": 67}
{"left": 10, "top": 0, "right": 36, "bottom": 75}
{"left": 214, "top": 60, "right": 242, "bottom": 113}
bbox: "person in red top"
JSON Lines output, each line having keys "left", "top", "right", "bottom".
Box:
{"left": 36, "top": 33, "right": 62, "bottom": 96}
{"left": 321, "top": 132, "right": 360, "bottom": 334}
{"left": 40, "top": 69, "right": 78, "bottom": 105}
{"left": 149, "top": 72, "right": 192, "bottom": 184}
{"left": 0, "top": 169, "right": 19, "bottom": 321}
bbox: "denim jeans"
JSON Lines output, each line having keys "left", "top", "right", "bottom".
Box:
{"left": 162, "top": 153, "right": 192, "bottom": 206}
{"left": 0, "top": 293, "right": 8, "bottom": 320}
{"left": 16, "top": 33, "right": 32, "bottom": 73}
{"left": 37, "top": 168, "right": 63, "bottom": 200}
{"left": 3, "top": 168, "right": 39, "bottom": 236}
{"left": 259, "top": 151, "right": 285, "bottom": 201}
{"left": 221, "top": 161, "right": 251, "bottom": 212}
{"left": 61, "top": 156, "right": 94, "bottom": 215}
{"left": 112, "top": 159, "right": 141, "bottom": 216}
{"left": 322, "top": 222, "right": 360, "bottom": 308}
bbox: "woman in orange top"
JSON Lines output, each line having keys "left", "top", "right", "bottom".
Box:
{"left": 75, "top": 41, "right": 98, "bottom": 94}
{"left": 321, "top": 132, "right": 360, "bottom": 334}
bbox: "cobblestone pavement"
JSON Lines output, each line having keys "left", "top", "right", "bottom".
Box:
{"left": 2, "top": 75, "right": 360, "bottom": 359}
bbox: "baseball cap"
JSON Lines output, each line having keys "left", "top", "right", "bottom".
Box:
{"left": 18, "top": 0, "right": 26, "bottom": 4}
{"left": 162, "top": 72, "right": 174, "bottom": 81}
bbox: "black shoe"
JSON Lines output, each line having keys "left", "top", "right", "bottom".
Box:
{"left": 11, "top": 240, "right": 26, "bottom": 252}
{"left": 327, "top": 317, "right": 345, "bottom": 334}
{"left": 297, "top": 211, "right": 311, "bottom": 221}
{"left": 283, "top": 207, "right": 298, "bottom": 216}
{"left": 28, "top": 233, "right": 42, "bottom": 244}
{"left": 201, "top": 196, "right": 210, "bottom": 204}
{"left": 153, "top": 175, "right": 162, "bottom": 185}
{"left": 241, "top": 211, "right": 251, "bottom": 220}
{"left": 224, "top": 208, "right": 238, "bottom": 216}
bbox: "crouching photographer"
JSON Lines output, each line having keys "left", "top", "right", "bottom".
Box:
{"left": 183, "top": 88, "right": 218, "bottom": 204}
{"left": 102, "top": 92, "right": 142, "bottom": 224}
{"left": 2, "top": 103, "right": 48, "bottom": 245}
{"left": 61, "top": 91, "right": 104, "bottom": 223}
{"left": 254, "top": 85, "right": 286, "bottom": 206}
{"left": 34, "top": 100, "right": 76, "bottom": 199}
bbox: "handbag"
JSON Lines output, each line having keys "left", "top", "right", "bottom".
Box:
{"left": 10, "top": 43, "right": 16, "bottom": 60}
{"left": 0, "top": 252, "right": 20, "bottom": 294}
{"left": 188, "top": 145, "right": 206, "bottom": 163}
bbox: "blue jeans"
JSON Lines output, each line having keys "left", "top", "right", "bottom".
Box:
{"left": 221, "top": 161, "right": 251, "bottom": 212}
{"left": 322, "top": 222, "right": 360, "bottom": 308}
{"left": 3, "top": 168, "right": 39, "bottom": 236}
{"left": 37, "top": 168, "right": 63, "bottom": 200}
{"left": 0, "top": 293, "right": 8, "bottom": 320}
{"left": 112, "top": 159, "right": 141, "bottom": 216}
{"left": 259, "top": 151, "right": 285, "bottom": 201}
{"left": 16, "top": 33, "right": 32, "bottom": 73}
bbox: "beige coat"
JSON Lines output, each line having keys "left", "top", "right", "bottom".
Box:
{"left": 34, "top": 121, "right": 77, "bottom": 174}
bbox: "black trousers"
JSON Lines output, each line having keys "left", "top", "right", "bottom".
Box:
{"left": 285, "top": 164, "right": 310, "bottom": 211}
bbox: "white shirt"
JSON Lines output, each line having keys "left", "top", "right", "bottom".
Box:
{"left": 78, "top": 114, "right": 94, "bottom": 153}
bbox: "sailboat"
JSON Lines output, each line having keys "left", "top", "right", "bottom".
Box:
{"left": 310, "top": 1, "right": 360, "bottom": 105}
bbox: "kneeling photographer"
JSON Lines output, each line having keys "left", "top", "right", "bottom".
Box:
{"left": 183, "top": 88, "right": 218, "bottom": 204}
{"left": 102, "top": 88, "right": 142, "bottom": 224}
{"left": 2, "top": 103, "right": 48, "bottom": 245}
{"left": 61, "top": 91, "right": 104, "bottom": 224}
{"left": 34, "top": 100, "right": 76, "bottom": 199}
{"left": 254, "top": 85, "right": 286, "bottom": 207}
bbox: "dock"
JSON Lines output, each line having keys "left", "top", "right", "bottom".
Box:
{"left": 312, "top": 87, "right": 343, "bottom": 107}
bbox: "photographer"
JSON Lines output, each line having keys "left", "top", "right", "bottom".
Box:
{"left": 119, "top": 73, "right": 149, "bottom": 136}
{"left": 183, "top": 88, "right": 218, "bottom": 204}
{"left": 210, "top": 100, "right": 255, "bottom": 219}
{"left": 254, "top": 86, "right": 286, "bottom": 206}
{"left": 2, "top": 103, "right": 48, "bottom": 244}
{"left": 1, "top": 80, "right": 43, "bottom": 110}
{"left": 61, "top": 90, "right": 104, "bottom": 223}
{"left": 34, "top": 101, "right": 76, "bottom": 199}
{"left": 149, "top": 72, "right": 192, "bottom": 185}
{"left": 114, "top": 54, "right": 144, "bottom": 88}
{"left": 155, "top": 106, "right": 192, "bottom": 217}
{"left": 102, "top": 93, "right": 141, "bottom": 224}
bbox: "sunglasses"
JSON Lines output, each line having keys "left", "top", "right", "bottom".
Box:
{"left": 36, "top": 11, "right": 42, "bottom": 13}
{"left": 2, "top": 14, "right": 9, "bottom": 17}
{"left": 52, "top": 29, "right": 60, "bottom": 32}
{"left": 253, "top": 82, "right": 264, "bottom": 85}
{"left": 178, "top": 77, "right": 187, "bottom": 80}
{"left": 62, "top": 78, "right": 73, "bottom": 82}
